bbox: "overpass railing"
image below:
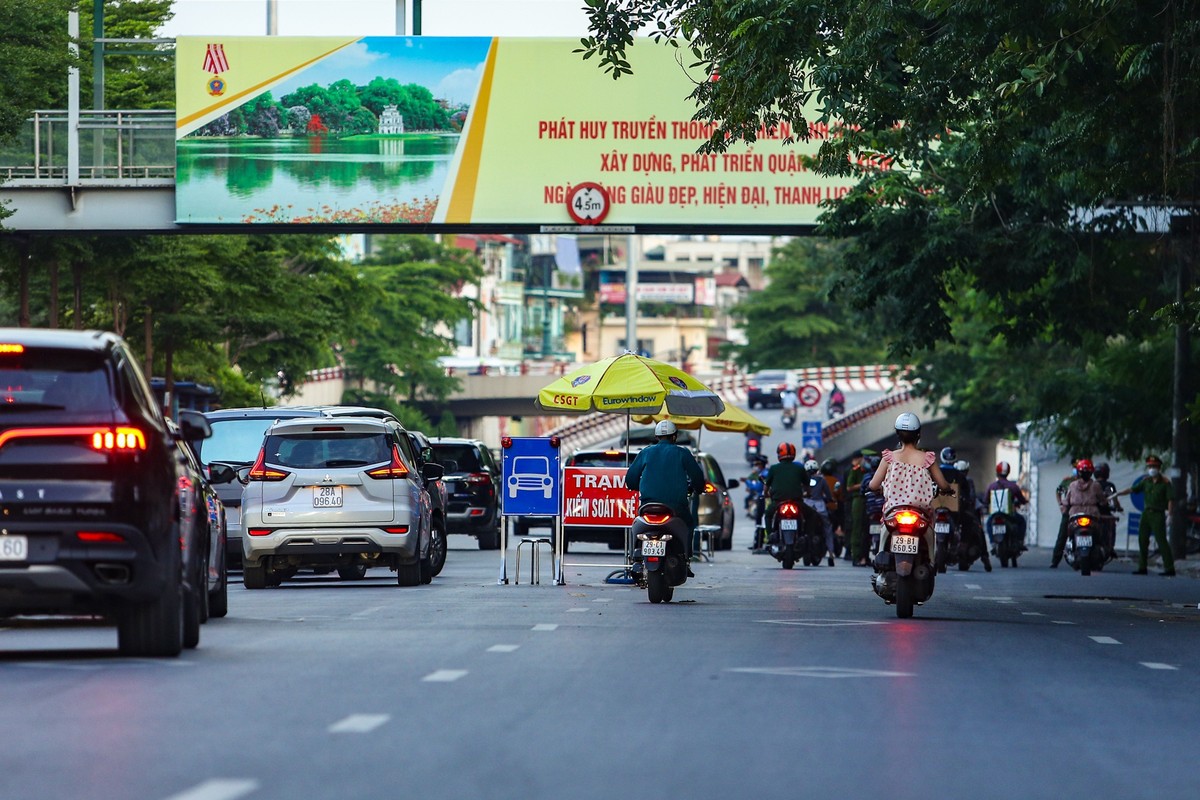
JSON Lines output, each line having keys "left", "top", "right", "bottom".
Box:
{"left": 0, "top": 109, "right": 175, "bottom": 184}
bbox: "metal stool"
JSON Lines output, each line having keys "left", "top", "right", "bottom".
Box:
{"left": 515, "top": 537, "right": 553, "bottom": 585}
{"left": 696, "top": 525, "right": 721, "bottom": 561}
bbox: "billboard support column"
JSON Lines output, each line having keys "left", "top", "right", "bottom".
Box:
{"left": 625, "top": 234, "right": 637, "bottom": 355}
{"left": 395, "top": 1, "right": 407, "bottom": 35}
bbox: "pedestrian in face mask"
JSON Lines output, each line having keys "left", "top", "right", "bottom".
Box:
{"left": 1116, "top": 456, "right": 1176, "bottom": 576}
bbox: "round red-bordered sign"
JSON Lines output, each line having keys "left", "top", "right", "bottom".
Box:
{"left": 798, "top": 384, "right": 822, "bottom": 407}
{"left": 566, "top": 182, "right": 611, "bottom": 225}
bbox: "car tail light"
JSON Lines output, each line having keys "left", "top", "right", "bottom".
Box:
{"left": 0, "top": 343, "right": 25, "bottom": 354}
{"left": 703, "top": 482, "right": 717, "bottom": 494}
{"left": 366, "top": 446, "right": 410, "bottom": 479}
{"left": 642, "top": 513, "right": 672, "bottom": 525}
{"left": 77, "top": 531, "right": 125, "bottom": 543}
{"left": 1076, "top": 516, "right": 1092, "bottom": 527}
{"left": 466, "top": 472, "right": 492, "bottom": 485}
{"left": 91, "top": 427, "right": 147, "bottom": 451}
{"left": 383, "top": 525, "right": 410, "bottom": 534}
{"left": 247, "top": 527, "right": 273, "bottom": 536}
{"left": 247, "top": 448, "right": 289, "bottom": 481}
{"left": 0, "top": 426, "right": 147, "bottom": 452}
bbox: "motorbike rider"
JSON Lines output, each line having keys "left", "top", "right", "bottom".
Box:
{"left": 744, "top": 454, "right": 770, "bottom": 549}
{"left": 744, "top": 454, "right": 769, "bottom": 516}
{"left": 843, "top": 451, "right": 870, "bottom": 565}
{"left": 780, "top": 384, "right": 799, "bottom": 423}
{"left": 868, "top": 413, "right": 954, "bottom": 561}
{"left": 764, "top": 442, "right": 809, "bottom": 545}
{"left": 828, "top": 384, "right": 846, "bottom": 418}
{"left": 1094, "top": 462, "right": 1122, "bottom": 559}
{"left": 625, "top": 420, "right": 707, "bottom": 574}
{"left": 1057, "top": 458, "right": 1107, "bottom": 563}
{"left": 803, "top": 458, "right": 837, "bottom": 566}
{"left": 819, "top": 458, "right": 845, "bottom": 557}
{"left": 1051, "top": 458, "right": 1083, "bottom": 568}
{"left": 955, "top": 458, "right": 992, "bottom": 571}
{"left": 985, "top": 461, "right": 1028, "bottom": 549}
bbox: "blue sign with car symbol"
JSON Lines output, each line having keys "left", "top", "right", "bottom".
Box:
{"left": 501, "top": 438, "right": 561, "bottom": 516}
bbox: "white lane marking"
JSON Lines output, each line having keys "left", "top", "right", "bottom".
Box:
{"left": 350, "top": 606, "right": 385, "bottom": 619}
{"left": 328, "top": 714, "right": 390, "bottom": 733}
{"left": 566, "top": 608, "right": 588, "bottom": 613}
{"left": 758, "top": 619, "right": 888, "bottom": 627}
{"left": 162, "top": 779, "right": 259, "bottom": 800}
{"left": 729, "top": 666, "right": 915, "bottom": 679}
{"left": 487, "top": 645, "right": 519, "bottom": 653}
{"left": 1089, "top": 636, "right": 1121, "bottom": 645}
{"left": 1022, "top": 612, "right": 1046, "bottom": 616}
{"left": 795, "top": 595, "right": 816, "bottom": 600}
{"left": 1141, "top": 662, "right": 1179, "bottom": 670}
{"left": 532, "top": 623, "right": 558, "bottom": 631}
{"left": 1052, "top": 621, "right": 1076, "bottom": 625}
{"left": 422, "top": 670, "right": 468, "bottom": 682}
{"left": 592, "top": 598, "right": 612, "bottom": 603}
{"left": 965, "top": 584, "right": 982, "bottom": 590}
{"left": 972, "top": 596, "right": 1013, "bottom": 602}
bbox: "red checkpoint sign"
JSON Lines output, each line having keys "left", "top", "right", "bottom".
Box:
{"left": 562, "top": 467, "right": 639, "bottom": 527}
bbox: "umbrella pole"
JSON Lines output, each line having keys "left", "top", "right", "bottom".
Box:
{"left": 625, "top": 409, "right": 633, "bottom": 573}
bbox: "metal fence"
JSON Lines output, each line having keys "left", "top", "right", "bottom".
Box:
{"left": 0, "top": 109, "right": 175, "bottom": 183}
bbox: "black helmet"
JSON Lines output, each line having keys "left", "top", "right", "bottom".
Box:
{"left": 1095, "top": 462, "right": 1110, "bottom": 480}
{"left": 939, "top": 446, "right": 957, "bottom": 464}
{"left": 820, "top": 458, "right": 837, "bottom": 475}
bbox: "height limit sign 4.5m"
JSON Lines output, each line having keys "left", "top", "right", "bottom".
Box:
{"left": 567, "top": 182, "right": 611, "bottom": 225}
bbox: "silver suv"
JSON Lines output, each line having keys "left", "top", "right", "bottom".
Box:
{"left": 240, "top": 417, "right": 433, "bottom": 588}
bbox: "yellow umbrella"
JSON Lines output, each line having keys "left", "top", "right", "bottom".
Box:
{"left": 631, "top": 404, "right": 772, "bottom": 436}
{"left": 536, "top": 352, "right": 725, "bottom": 417}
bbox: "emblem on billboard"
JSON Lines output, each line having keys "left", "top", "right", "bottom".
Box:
{"left": 571, "top": 375, "right": 592, "bottom": 387}
{"left": 203, "top": 43, "right": 229, "bottom": 95}
{"left": 669, "top": 376, "right": 688, "bottom": 389}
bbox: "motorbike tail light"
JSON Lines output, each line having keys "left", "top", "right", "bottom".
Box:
{"left": 1076, "top": 516, "right": 1092, "bottom": 527}
{"left": 366, "top": 445, "right": 410, "bottom": 479}
{"left": 247, "top": 448, "right": 290, "bottom": 482}
{"left": 642, "top": 513, "right": 672, "bottom": 525}
{"left": 779, "top": 502, "right": 799, "bottom": 516}
{"left": 893, "top": 510, "right": 922, "bottom": 533}
{"left": 704, "top": 482, "right": 717, "bottom": 494}
{"left": 748, "top": 437, "right": 760, "bottom": 447}
{"left": 466, "top": 472, "right": 492, "bottom": 485}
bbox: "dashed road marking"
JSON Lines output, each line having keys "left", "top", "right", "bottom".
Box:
{"left": 592, "top": 598, "right": 611, "bottom": 603}
{"left": 1052, "top": 621, "right": 1076, "bottom": 625}
{"left": 422, "top": 670, "right": 468, "bottom": 682}
{"left": 972, "top": 596, "right": 1013, "bottom": 602}
{"left": 729, "top": 666, "right": 915, "bottom": 679}
{"left": 965, "top": 584, "right": 982, "bottom": 591}
{"left": 329, "top": 714, "right": 390, "bottom": 733}
{"left": 532, "top": 623, "right": 558, "bottom": 631}
{"left": 163, "top": 779, "right": 258, "bottom": 800}
{"left": 566, "top": 608, "right": 588, "bottom": 613}
{"left": 1022, "top": 612, "right": 1046, "bottom": 616}
{"left": 1089, "top": 636, "right": 1121, "bottom": 645}
{"left": 1140, "top": 662, "right": 1179, "bottom": 670}
{"left": 758, "top": 619, "right": 889, "bottom": 627}
{"left": 487, "top": 644, "right": 519, "bottom": 653}
{"left": 350, "top": 606, "right": 386, "bottom": 619}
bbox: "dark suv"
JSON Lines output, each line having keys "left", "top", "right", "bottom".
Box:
{"left": 428, "top": 437, "right": 501, "bottom": 549}
{"left": 0, "top": 329, "right": 213, "bottom": 657}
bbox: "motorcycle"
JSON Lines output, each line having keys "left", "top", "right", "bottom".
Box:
{"left": 631, "top": 503, "right": 691, "bottom": 603}
{"left": 781, "top": 406, "right": 797, "bottom": 429}
{"left": 954, "top": 515, "right": 990, "bottom": 572}
{"left": 745, "top": 434, "right": 762, "bottom": 465}
{"left": 871, "top": 505, "right": 936, "bottom": 618}
{"left": 988, "top": 511, "right": 1024, "bottom": 567}
{"left": 1063, "top": 512, "right": 1106, "bottom": 576}
{"left": 768, "top": 501, "right": 825, "bottom": 568}
{"left": 931, "top": 506, "right": 960, "bottom": 574}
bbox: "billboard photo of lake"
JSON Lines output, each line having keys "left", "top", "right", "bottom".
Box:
{"left": 175, "top": 37, "right": 491, "bottom": 224}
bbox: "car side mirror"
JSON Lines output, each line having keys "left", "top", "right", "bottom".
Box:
{"left": 727, "top": 479, "right": 739, "bottom": 489}
{"left": 235, "top": 466, "right": 252, "bottom": 485}
{"left": 422, "top": 462, "right": 445, "bottom": 482}
{"left": 208, "top": 462, "right": 237, "bottom": 485}
{"left": 177, "top": 409, "right": 213, "bottom": 441}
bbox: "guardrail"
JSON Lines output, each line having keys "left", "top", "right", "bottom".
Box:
{"left": 0, "top": 109, "right": 175, "bottom": 183}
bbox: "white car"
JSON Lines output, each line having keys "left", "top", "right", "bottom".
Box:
{"left": 239, "top": 417, "right": 434, "bottom": 588}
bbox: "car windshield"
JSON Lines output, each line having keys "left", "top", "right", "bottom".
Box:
{"left": 430, "top": 444, "right": 480, "bottom": 473}
{"left": 203, "top": 418, "right": 285, "bottom": 465}
{"left": 264, "top": 432, "right": 390, "bottom": 469}
{"left": 0, "top": 349, "right": 114, "bottom": 414}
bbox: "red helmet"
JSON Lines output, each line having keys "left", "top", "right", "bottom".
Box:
{"left": 777, "top": 442, "right": 797, "bottom": 460}
{"left": 995, "top": 461, "right": 1011, "bottom": 477}
{"left": 1076, "top": 458, "right": 1094, "bottom": 473}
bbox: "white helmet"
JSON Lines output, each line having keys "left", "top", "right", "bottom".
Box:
{"left": 954, "top": 459, "right": 970, "bottom": 472}
{"left": 654, "top": 420, "right": 677, "bottom": 437}
{"left": 895, "top": 412, "right": 921, "bottom": 431}
{"left": 804, "top": 459, "right": 819, "bottom": 472}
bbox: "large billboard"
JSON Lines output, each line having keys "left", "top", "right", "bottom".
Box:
{"left": 175, "top": 37, "right": 859, "bottom": 229}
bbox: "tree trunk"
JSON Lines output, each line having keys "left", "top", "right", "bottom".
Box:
{"left": 163, "top": 343, "right": 175, "bottom": 418}
{"left": 72, "top": 262, "right": 84, "bottom": 329}
{"left": 18, "top": 242, "right": 30, "bottom": 328}
{"left": 48, "top": 259, "right": 59, "bottom": 328}
{"left": 143, "top": 308, "right": 153, "bottom": 378}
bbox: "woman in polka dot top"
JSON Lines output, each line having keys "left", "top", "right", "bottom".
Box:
{"left": 868, "top": 412, "right": 953, "bottom": 515}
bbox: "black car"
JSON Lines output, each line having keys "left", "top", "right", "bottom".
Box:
{"left": 747, "top": 369, "right": 789, "bottom": 409}
{"left": 173, "top": 415, "right": 228, "bottom": 619}
{"left": 0, "top": 329, "right": 213, "bottom": 657}
{"left": 428, "top": 437, "right": 501, "bottom": 549}
{"left": 196, "top": 406, "right": 327, "bottom": 568}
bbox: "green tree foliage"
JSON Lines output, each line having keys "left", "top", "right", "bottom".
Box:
{"left": 84, "top": 0, "right": 175, "bottom": 109}
{"left": 580, "top": 0, "right": 1200, "bottom": 457}
{"left": 732, "top": 238, "right": 887, "bottom": 370}
{"left": 342, "top": 236, "right": 482, "bottom": 407}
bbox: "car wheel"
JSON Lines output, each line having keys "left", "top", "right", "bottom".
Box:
{"left": 429, "top": 520, "right": 447, "bottom": 577}
{"left": 243, "top": 563, "right": 268, "bottom": 590}
{"left": 117, "top": 540, "right": 184, "bottom": 657}
{"left": 209, "top": 551, "right": 229, "bottom": 618}
{"left": 477, "top": 526, "right": 500, "bottom": 550}
{"left": 337, "top": 564, "right": 368, "bottom": 581}
{"left": 396, "top": 560, "right": 421, "bottom": 587}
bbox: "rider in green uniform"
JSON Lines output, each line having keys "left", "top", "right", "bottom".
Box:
{"left": 1117, "top": 455, "right": 1176, "bottom": 577}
